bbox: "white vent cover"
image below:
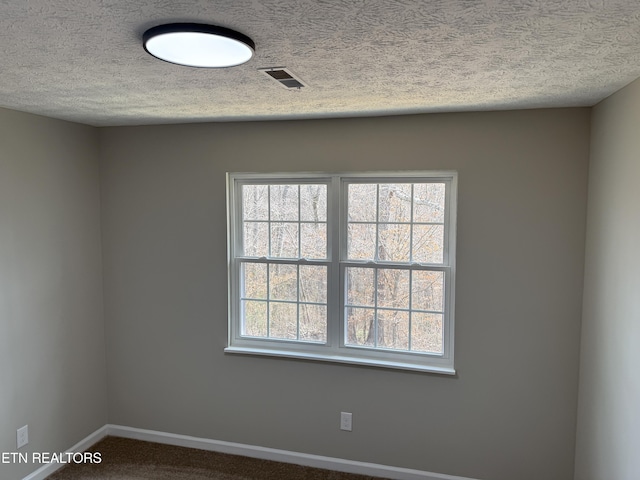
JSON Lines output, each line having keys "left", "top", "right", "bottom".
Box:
{"left": 259, "top": 67, "right": 306, "bottom": 89}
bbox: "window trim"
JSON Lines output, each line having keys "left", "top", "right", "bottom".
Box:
{"left": 226, "top": 171, "right": 457, "bottom": 374}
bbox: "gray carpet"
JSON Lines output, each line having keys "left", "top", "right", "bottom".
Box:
{"left": 46, "top": 437, "right": 389, "bottom": 480}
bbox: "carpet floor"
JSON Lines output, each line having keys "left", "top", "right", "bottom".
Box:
{"left": 45, "top": 436, "right": 390, "bottom": 480}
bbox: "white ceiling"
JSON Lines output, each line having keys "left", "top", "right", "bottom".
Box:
{"left": 1, "top": 0, "right": 639, "bottom": 127}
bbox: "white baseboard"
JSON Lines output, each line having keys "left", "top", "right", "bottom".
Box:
{"left": 22, "top": 425, "right": 109, "bottom": 480}
{"left": 106, "top": 424, "right": 479, "bottom": 480}
{"left": 22, "top": 423, "right": 480, "bottom": 480}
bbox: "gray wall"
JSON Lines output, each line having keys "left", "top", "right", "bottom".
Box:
{"left": 0, "top": 108, "right": 107, "bottom": 479}
{"left": 574, "top": 79, "right": 640, "bottom": 479}
{"left": 100, "top": 109, "right": 590, "bottom": 480}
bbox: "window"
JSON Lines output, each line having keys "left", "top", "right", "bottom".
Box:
{"left": 226, "top": 172, "right": 457, "bottom": 374}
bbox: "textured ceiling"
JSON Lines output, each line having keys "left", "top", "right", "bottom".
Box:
{"left": 0, "top": 0, "right": 639, "bottom": 126}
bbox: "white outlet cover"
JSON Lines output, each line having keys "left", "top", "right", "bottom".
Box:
{"left": 17, "top": 425, "right": 28, "bottom": 449}
{"left": 340, "top": 412, "right": 352, "bottom": 431}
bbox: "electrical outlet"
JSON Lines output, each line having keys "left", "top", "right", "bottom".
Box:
{"left": 17, "top": 425, "right": 28, "bottom": 449}
{"left": 340, "top": 412, "right": 352, "bottom": 431}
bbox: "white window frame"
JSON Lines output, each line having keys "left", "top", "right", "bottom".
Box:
{"left": 226, "top": 171, "right": 457, "bottom": 374}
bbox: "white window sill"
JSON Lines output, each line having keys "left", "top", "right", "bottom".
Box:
{"left": 224, "top": 346, "right": 456, "bottom": 375}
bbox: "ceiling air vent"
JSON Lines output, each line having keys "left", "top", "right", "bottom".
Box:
{"left": 259, "top": 67, "right": 306, "bottom": 89}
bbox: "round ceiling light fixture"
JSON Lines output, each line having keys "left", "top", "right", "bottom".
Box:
{"left": 143, "top": 23, "right": 255, "bottom": 68}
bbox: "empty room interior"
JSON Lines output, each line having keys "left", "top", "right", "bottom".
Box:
{"left": 1, "top": 2, "right": 639, "bottom": 480}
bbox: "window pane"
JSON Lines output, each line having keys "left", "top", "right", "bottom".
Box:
{"left": 378, "top": 223, "right": 411, "bottom": 262}
{"left": 242, "top": 184, "right": 269, "bottom": 221}
{"left": 300, "top": 304, "right": 327, "bottom": 342}
{"left": 243, "top": 222, "right": 268, "bottom": 257}
{"left": 413, "top": 183, "right": 445, "bottom": 223}
{"left": 412, "top": 270, "right": 444, "bottom": 312}
{"left": 299, "top": 265, "right": 327, "bottom": 304}
{"left": 241, "top": 263, "right": 267, "bottom": 299}
{"left": 270, "top": 222, "right": 299, "bottom": 258}
{"left": 411, "top": 313, "right": 443, "bottom": 353}
{"left": 346, "top": 267, "right": 375, "bottom": 306}
{"left": 378, "top": 184, "right": 412, "bottom": 223}
{"left": 377, "top": 268, "right": 410, "bottom": 309}
{"left": 269, "top": 302, "right": 297, "bottom": 339}
{"left": 347, "top": 223, "right": 376, "bottom": 260}
{"left": 269, "top": 264, "right": 297, "bottom": 301}
{"left": 300, "top": 223, "right": 326, "bottom": 259}
{"left": 378, "top": 310, "right": 409, "bottom": 350}
{"left": 300, "top": 185, "right": 327, "bottom": 221}
{"left": 348, "top": 184, "right": 377, "bottom": 222}
{"left": 270, "top": 185, "right": 299, "bottom": 221}
{"left": 346, "top": 307, "right": 375, "bottom": 346}
{"left": 412, "top": 224, "right": 444, "bottom": 263}
{"left": 241, "top": 300, "right": 267, "bottom": 337}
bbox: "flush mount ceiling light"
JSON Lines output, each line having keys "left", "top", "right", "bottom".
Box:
{"left": 143, "top": 23, "right": 255, "bottom": 68}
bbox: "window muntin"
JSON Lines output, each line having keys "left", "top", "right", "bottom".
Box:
{"left": 242, "top": 183, "right": 327, "bottom": 259}
{"left": 238, "top": 182, "right": 330, "bottom": 343}
{"left": 240, "top": 262, "right": 328, "bottom": 342}
{"left": 346, "top": 182, "right": 446, "bottom": 264}
{"left": 342, "top": 181, "right": 448, "bottom": 355}
{"left": 344, "top": 266, "right": 444, "bottom": 354}
{"left": 227, "top": 172, "right": 457, "bottom": 374}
